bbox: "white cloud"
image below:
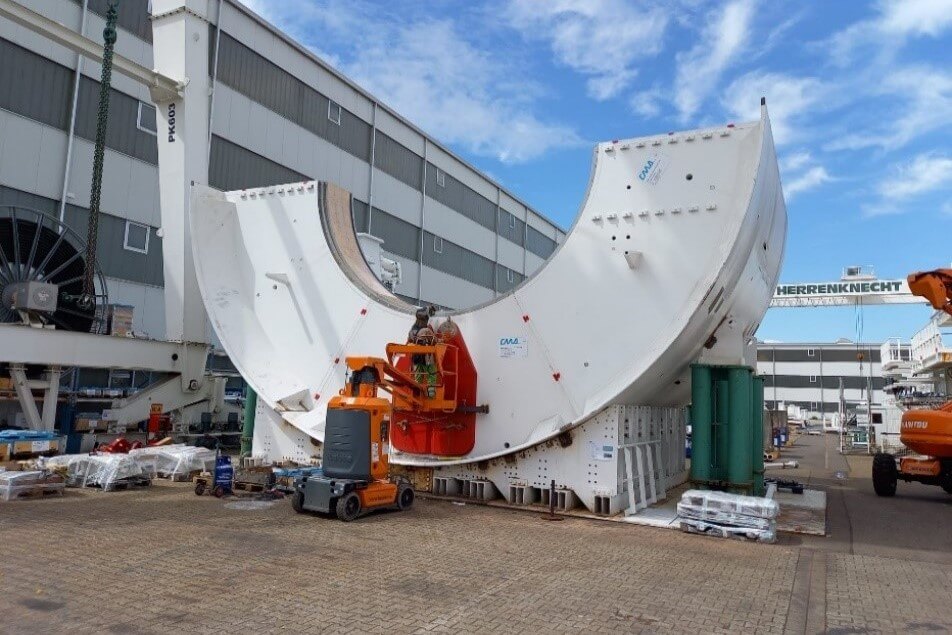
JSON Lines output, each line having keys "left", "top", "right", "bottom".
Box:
{"left": 825, "top": 67, "right": 952, "bottom": 152}
{"left": 781, "top": 151, "right": 812, "bottom": 173}
{"left": 878, "top": 153, "right": 952, "bottom": 199}
{"left": 785, "top": 166, "right": 832, "bottom": 200}
{"left": 864, "top": 153, "right": 952, "bottom": 215}
{"left": 506, "top": 0, "right": 669, "bottom": 100}
{"left": 722, "top": 72, "right": 825, "bottom": 145}
{"left": 629, "top": 86, "right": 663, "bottom": 118}
{"left": 674, "top": 0, "right": 755, "bottom": 121}
{"left": 238, "top": 1, "right": 581, "bottom": 163}
{"left": 828, "top": 0, "right": 952, "bottom": 65}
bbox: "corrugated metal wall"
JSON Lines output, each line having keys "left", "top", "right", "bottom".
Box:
{"left": 0, "top": 38, "right": 73, "bottom": 130}
{"left": 422, "top": 231, "right": 494, "bottom": 289}
{"left": 0, "top": 37, "right": 159, "bottom": 165}
{"left": 425, "top": 163, "right": 496, "bottom": 232}
{"left": 70, "top": 0, "right": 153, "bottom": 43}
{"left": 373, "top": 132, "right": 423, "bottom": 190}
{"left": 208, "top": 135, "right": 309, "bottom": 191}
{"left": 0, "top": 184, "right": 163, "bottom": 287}
{"left": 74, "top": 76, "right": 158, "bottom": 164}
{"left": 213, "top": 30, "right": 372, "bottom": 162}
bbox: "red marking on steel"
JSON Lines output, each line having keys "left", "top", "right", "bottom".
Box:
{"left": 314, "top": 393, "right": 320, "bottom": 400}
{"left": 334, "top": 357, "right": 340, "bottom": 364}
{"left": 553, "top": 372, "right": 561, "bottom": 381}
{"left": 522, "top": 314, "right": 530, "bottom": 322}
{"left": 727, "top": 123, "right": 735, "bottom": 128}
{"left": 360, "top": 308, "right": 367, "bottom": 315}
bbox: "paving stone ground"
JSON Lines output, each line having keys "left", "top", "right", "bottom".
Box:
{"left": 1, "top": 434, "right": 950, "bottom": 634}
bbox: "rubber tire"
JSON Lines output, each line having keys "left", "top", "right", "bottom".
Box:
{"left": 872, "top": 453, "right": 898, "bottom": 497}
{"left": 213, "top": 485, "right": 226, "bottom": 498}
{"left": 397, "top": 484, "right": 415, "bottom": 511}
{"left": 291, "top": 490, "right": 306, "bottom": 513}
{"left": 336, "top": 492, "right": 361, "bottom": 522}
{"left": 194, "top": 482, "right": 206, "bottom": 496}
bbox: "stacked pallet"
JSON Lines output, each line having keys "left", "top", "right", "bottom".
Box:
{"left": 129, "top": 444, "right": 215, "bottom": 481}
{"left": 0, "top": 470, "right": 66, "bottom": 501}
{"left": 677, "top": 489, "right": 778, "bottom": 543}
{"left": 44, "top": 454, "right": 150, "bottom": 491}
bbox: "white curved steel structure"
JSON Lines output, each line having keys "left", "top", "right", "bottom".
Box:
{"left": 190, "top": 103, "right": 786, "bottom": 466}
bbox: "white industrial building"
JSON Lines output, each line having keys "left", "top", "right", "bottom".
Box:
{"left": 757, "top": 341, "right": 907, "bottom": 419}
{"left": 0, "top": 0, "right": 564, "bottom": 344}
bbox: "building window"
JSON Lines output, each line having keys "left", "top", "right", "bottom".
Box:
{"left": 809, "top": 375, "right": 817, "bottom": 383}
{"left": 508, "top": 214, "right": 516, "bottom": 229}
{"left": 327, "top": 100, "right": 341, "bottom": 125}
{"left": 137, "top": 102, "right": 157, "bottom": 135}
{"left": 810, "top": 401, "right": 818, "bottom": 410}
{"left": 123, "top": 221, "right": 150, "bottom": 254}
{"left": 435, "top": 168, "right": 445, "bottom": 187}
{"left": 507, "top": 268, "right": 514, "bottom": 283}
{"left": 807, "top": 348, "right": 815, "bottom": 357}
{"left": 432, "top": 236, "right": 443, "bottom": 254}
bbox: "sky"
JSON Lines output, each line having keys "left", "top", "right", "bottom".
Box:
{"left": 242, "top": 0, "right": 951, "bottom": 344}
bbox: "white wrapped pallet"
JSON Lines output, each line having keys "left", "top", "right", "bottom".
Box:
{"left": 129, "top": 445, "right": 215, "bottom": 479}
{"left": 0, "top": 470, "right": 66, "bottom": 501}
{"left": 679, "top": 489, "right": 779, "bottom": 519}
{"left": 678, "top": 489, "right": 778, "bottom": 543}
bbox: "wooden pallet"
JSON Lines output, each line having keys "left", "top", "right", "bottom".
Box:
{"left": 1, "top": 486, "right": 66, "bottom": 501}
{"left": 232, "top": 480, "right": 266, "bottom": 492}
{"left": 156, "top": 470, "right": 200, "bottom": 482}
{"left": 92, "top": 477, "right": 152, "bottom": 491}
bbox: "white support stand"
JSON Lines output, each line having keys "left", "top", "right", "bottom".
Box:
{"left": 10, "top": 365, "right": 62, "bottom": 431}
{"left": 621, "top": 440, "right": 666, "bottom": 516}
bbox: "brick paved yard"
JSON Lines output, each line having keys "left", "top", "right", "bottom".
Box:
{"left": 1, "top": 435, "right": 951, "bottom": 634}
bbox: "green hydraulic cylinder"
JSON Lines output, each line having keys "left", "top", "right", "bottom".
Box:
{"left": 727, "top": 367, "right": 753, "bottom": 493}
{"left": 241, "top": 385, "right": 257, "bottom": 456}
{"left": 714, "top": 377, "right": 730, "bottom": 481}
{"left": 689, "top": 365, "right": 713, "bottom": 484}
{"left": 752, "top": 376, "right": 765, "bottom": 496}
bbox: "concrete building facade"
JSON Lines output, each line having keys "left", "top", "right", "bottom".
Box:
{"left": 756, "top": 341, "right": 908, "bottom": 419}
{"left": 0, "top": 0, "right": 564, "bottom": 341}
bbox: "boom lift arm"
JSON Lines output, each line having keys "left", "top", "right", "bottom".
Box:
{"left": 908, "top": 269, "right": 952, "bottom": 317}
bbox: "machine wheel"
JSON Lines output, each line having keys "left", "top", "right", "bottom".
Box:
{"left": 940, "top": 472, "right": 952, "bottom": 495}
{"left": 872, "top": 453, "right": 897, "bottom": 497}
{"left": 336, "top": 492, "right": 361, "bottom": 522}
{"left": 194, "top": 481, "right": 206, "bottom": 496}
{"left": 291, "top": 491, "right": 306, "bottom": 513}
{"left": 213, "top": 485, "right": 226, "bottom": 498}
{"left": 397, "top": 484, "right": 415, "bottom": 511}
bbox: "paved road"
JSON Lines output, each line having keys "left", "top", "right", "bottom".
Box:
{"left": 0, "top": 436, "right": 949, "bottom": 634}
{"left": 777, "top": 434, "right": 952, "bottom": 564}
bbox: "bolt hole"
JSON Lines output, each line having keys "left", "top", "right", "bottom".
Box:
{"left": 686, "top": 173, "right": 693, "bottom": 180}
{"left": 626, "top": 185, "right": 631, "bottom": 190}
{"left": 611, "top": 236, "right": 616, "bottom": 240}
{"left": 272, "top": 285, "right": 278, "bottom": 290}
{"left": 763, "top": 241, "right": 767, "bottom": 251}
{"left": 504, "top": 442, "right": 510, "bottom": 449}
{"left": 626, "top": 234, "right": 630, "bottom": 239}
{"left": 584, "top": 362, "right": 589, "bottom": 367}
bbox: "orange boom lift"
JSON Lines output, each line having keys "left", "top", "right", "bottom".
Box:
{"left": 873, "top": 269, "right": 952, "bottom": 496}
{"left": 292, "top": 317, "right": 485, "bottom": 520}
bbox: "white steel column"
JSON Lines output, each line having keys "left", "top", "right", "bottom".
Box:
{"left": 10, "top": 365, "right": 42, "bottom": 430}
{"left": 150, "top": 0, "right": 214, "bottom": 352}
{"left": 41, "top": 367, "right": 63, "bottom": 430}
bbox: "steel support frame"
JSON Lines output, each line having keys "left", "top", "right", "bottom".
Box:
{"left": 9, "top": 364, "right": 61, "bottom": 431}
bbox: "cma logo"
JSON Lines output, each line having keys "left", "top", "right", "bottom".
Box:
{"left": 500, "top": 337, "right": 521, "bottom": 345}
{"left": 638, "top": 159, "right": 655, "bottom": 181}
{"left": 167, "top": 103, "right": 177, "bottom": 142}
{"left": 902, "top": 420, "right": 928, "bottom": 429}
